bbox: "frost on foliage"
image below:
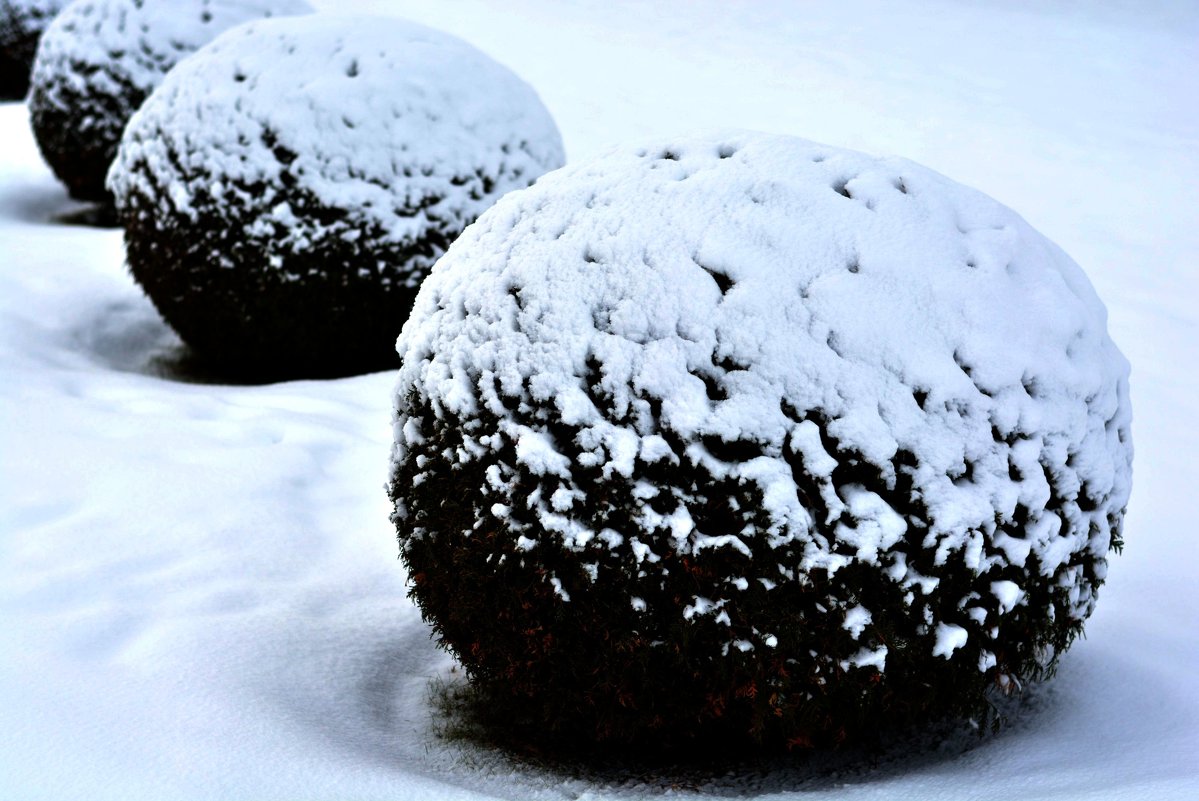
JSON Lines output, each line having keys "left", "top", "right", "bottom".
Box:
{"left": 0, "top": 0, "right": 66, "bottom": 99}
{"left": 28, "top": 0, "right": 313, "bottom": 200}
{"left": 106, "top": 14, "right": 564, "bottom": 378}
{"left": 389, "top": 131, "right": 1132, "bottom": 744}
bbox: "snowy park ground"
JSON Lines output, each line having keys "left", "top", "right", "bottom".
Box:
{"left": 2, "top": 1, "right": 1196, "bottom": 798}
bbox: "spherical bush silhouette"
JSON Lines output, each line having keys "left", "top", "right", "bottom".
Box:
{"left": 28, "top": 0, "right": 312, "bottom": 201}
{"left": 108, "top": 15, "right": 565, "bottom": 379}
{"left": 0, "top": 0, "right": 66, "bottom": 100}
{"left": 388, "top": 132, "right": 1133, "bottom": 749}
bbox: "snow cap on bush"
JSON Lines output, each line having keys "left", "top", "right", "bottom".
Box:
{"left": 28, "top": 0, "right": 313, "bottom": 201}
{"left": 0, "top": 0, "right": 66, "bottom": 99}
{"left": 107, "top": 13, "right": 565, "bottom": 379}
{"left": 389, "top": 131, "right": 1132, "bottom": 748}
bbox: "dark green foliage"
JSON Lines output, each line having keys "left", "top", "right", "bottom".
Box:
{"left": 390, "top": 375, "right": 1112, "bottom": 750}
{"left": 28, "top": 60, "right": 142, "bottom": 201}
{"left": 0, "top": 0, "right": 61, "bottom": 100}
{"left": 0, "top": 15, "right": 36, "bottom": 99}
{"left": 116, "top": 178, "right": 452, "bottom": 380}
{"left": 0, "top": 0, "right": 63, "bottom": 101}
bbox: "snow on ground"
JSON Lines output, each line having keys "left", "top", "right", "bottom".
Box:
{"left": 2, "top": 1, "right": 1196, "bottom": 799}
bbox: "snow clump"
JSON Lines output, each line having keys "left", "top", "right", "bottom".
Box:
{"left": 108, "top": 14, "right": 565, "bottom": 379}
{"left": 0, "top": 0, "right": 66, "bottom": 99}
{"left": 28, "top": 0, "right": 313, "bottom": 201}
{"left": 389, "top": 131, "right": 1133, "bottom": 748}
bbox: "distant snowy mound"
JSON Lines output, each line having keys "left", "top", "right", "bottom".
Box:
{"left": 389, "top": 132, "right": 1133, "bottom": 747}
{"left": 28, "top": 0, "right": 313, "bottom": 201}
{"left": 0, "top": 0, "right": 66, "bottom": 99}
{"left": 108, "top": 14, "right": 565, "bottom": 379}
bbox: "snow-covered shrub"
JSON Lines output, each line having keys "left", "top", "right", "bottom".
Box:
{"left": 389, "top": 132, "right": 1133, "bottom": 748}
{"left": 0, "top": 0, "right": 66, "bottom": 100}
{"left": 28, "top": 0, "right": 313, "bottom": 201}
{"left": 107, "top": 15, "right": 565, "bottom": 380}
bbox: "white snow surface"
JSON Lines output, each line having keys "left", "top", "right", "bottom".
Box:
{"left": 30, "top": 0, "right": 313, "bottom": 100}
{"left": 108, "top": 13, "right": 565, "bottom": 264}
{"left": 3, "top": 1, "right": 1197, "bottom": 800}
{"left": 394, "top": 130, "right": 1131, "bottom": 639}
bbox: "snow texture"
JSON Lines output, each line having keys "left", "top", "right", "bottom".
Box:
{"left": 1, "top": 0, "right": 63, "bottom": 21}
{"left": 108, "top": 12, "right": 565, "bottom": 284}
{"left": 1, "top": 0, "right": 65, "bottom": 28}
{"left": 33, "top": 0, "right": 313, "bottom": 94}
{"left": 0, "top": 0, "right": 66, "bottom": 98}
{"left": 28, "top": 0, "right": 313, "bottom": 198}
{"left": 393, "top": 130, "right": 1132, "bottom": 663}
{"left": 3, "top": 0, "right": 1197, "bottom": 798}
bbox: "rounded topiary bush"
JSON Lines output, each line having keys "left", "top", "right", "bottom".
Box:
{"left": 107, "top": 15, "right": 565, "bottom": 380}
{"left": 0, "top": 0, "right": 66, "bottom": 100}
{"left": 28, "top": 0, "right": 313, "bottom": 201}
{"left": 388, "top": 132, "right": 1133, "bottom": 750}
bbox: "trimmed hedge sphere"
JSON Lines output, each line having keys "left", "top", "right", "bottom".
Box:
{"left": 389, "top": 132, "right": 1133, "bottom": 749}
{"left": 107, "top": 15, "right": 565, "bottom": 379}
{"left": 28, "top": 0, "right": 313, "bottom": 202}
{"left": 0, "top": 0, "right": 66, "bottom": 100}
